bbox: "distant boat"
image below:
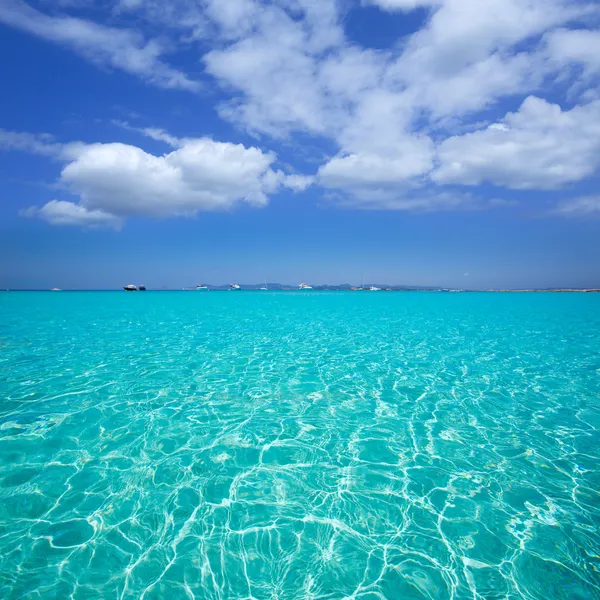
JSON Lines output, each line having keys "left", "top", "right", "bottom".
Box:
{"left": 139, "top": 285, "right": 146, "bottom": 291}
{"left": 51, "top": 288, "right": 61, "bottom": 291}
{"left": 196, "top": 285, "right": 209, "bottom": 291}
{"left": 369, "top": 286, "right": 381, "bottom": 291}
{"left": 123, "top": 284, "right": 137, "bottom": 292}
{"left": 260, "top": 280, "right": 268, "bottom": 291}
{"left": 299, "top": 283, "right": 313, "bottom": 290}
{"left": 229, "top": 283, "right": 241, "bottom": 291}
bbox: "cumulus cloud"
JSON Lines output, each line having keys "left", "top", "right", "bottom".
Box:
{"left": 318, "top": 138, "right": 434, "bottom": 189}
{"left": 0, "top": 0, "right": 198, "bottom": 90}
{"left": 14, "top": 132, "right": 310, "bottom": 227}
{"left": 59, "top": 140, "right": 277, "bottom": 217}
{"left": 204, "top": 1, "right": 344, "bottom": 138}
{"left": 434, "top": 97, "right": 600, "bottom": 189}
{"left": 551, "top": 195, "right": 600, "bottom": 218}
{"left": 204, "top": 0, "right": 589, "bottom": 135}
{"left": 199, "top": 0, "right": 599, "bottom": 205}
{"left": 4, "top": 0, "right": 600, "bottom": 211}
{"left": 382, "top": 0, "right": 590, "bottom": 120}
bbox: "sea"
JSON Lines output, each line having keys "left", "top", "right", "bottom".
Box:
{"left": 0, "top": 291, "right": 599, "bottom": 599}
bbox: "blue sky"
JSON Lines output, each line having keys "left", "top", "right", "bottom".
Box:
{"left": 1, "top": 0, "right": 599, "bottom": 289}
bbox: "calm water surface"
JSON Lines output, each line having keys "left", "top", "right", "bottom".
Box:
{"left": 0, "top": 291, "right": 599, "bottom": 599}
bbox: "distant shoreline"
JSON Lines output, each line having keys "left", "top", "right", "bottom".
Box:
{"left": 3, "top": 288, "right": 599, "bottom": 293}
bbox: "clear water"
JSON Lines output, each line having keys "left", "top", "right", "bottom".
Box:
{"left": 1, "top": 291, "right": 599, "bottom": 599}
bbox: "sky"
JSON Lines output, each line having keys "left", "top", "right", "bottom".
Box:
{"left": 0, "top": 0, "right": 599, "bottom": 290}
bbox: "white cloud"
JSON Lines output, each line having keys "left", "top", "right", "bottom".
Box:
{"left": 199, "top": 0, "right": 599, "bottom": 207}
{"left": 16, "top": 132, "right": 310, "bottom": 227}
{"left": 0, "top": 129, "right": 86, "bottom": 160}
{"left": 0, "top": 0, "right": 198, "bottom": 90}
{"left": 318, "top": 140, "right": 434, "bottom": 188}
{"left": 203, "top": 0, "right": 260, "bottom": 39}
{"left": 204, "top": 0, "right": 589, "bottom": 138}
{"left": 20, "top": 200, "right": 123, "bottom": 228}
{"left": 434, "top": 97, "right": 600, "bottom": 189}
{"left": 552, "top": 195, "right": 600, "bottom": 218}
{"left": 383, "top": 0, "right": 590, "bottom": 120}
{"left": 5, "top": 0, "right": 600, "bottom": 212}
{"left": 60, "top": 140, "right": 277, "bottom": 216}
{"left": 363, "top": 0, "right": 441, "bottom": 12}
{"left": 0, "top": 129, "right": 66, "bottom": 158}
{"left": 111, "top": 120, "right": 185, "bottom": 147}
{"left": 544, "top": 28, "right": 600, "bottom": 75}
{"left": 111, "top": 121, "right": 315, "bottom": 189}
{"left": 282, "top": 174, "right": 314, "bottom": 191}
{"left": 204, "top": 2, "right": 342, "bottom": 138}
{"left": 329, "top": 189, "right": 485, "bottom": 212}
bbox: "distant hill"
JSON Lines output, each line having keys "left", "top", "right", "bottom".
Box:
{"left": 186, "top": 283, "right": 448, "bottom": 291}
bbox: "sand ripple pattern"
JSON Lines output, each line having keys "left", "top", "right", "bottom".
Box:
{"left": 0, "top": 291, "right": 599, "bottom": 599}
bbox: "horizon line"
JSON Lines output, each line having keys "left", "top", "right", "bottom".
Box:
{"left": 3, "top": 287, "right": 600, "bottom": 293}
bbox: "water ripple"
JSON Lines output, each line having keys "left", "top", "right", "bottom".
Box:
{"left": 1, "top": 291, "right": 599, "bottom": 599}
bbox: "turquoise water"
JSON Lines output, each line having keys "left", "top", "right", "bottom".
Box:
{"left": 1, "top": 291, "right": 599, "bottom": 599}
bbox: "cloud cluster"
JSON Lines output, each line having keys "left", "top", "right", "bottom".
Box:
{"left": 16, "top": 135, "right": 307, "bottom": 227}
{"left": 201, "top": 0, "right": 599, "bottom": 202}
{"left": 435, "top": 97, "right": 600, "bottom": 189}
{"left": 3, "top": 0, "right": 600, "bottom": 225}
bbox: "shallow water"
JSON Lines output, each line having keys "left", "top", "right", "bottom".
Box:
{"left": 0, "top": 291, "right": 599, "bottom": 599}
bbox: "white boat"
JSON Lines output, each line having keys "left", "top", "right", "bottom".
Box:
{"left": 123, "top": 284, "right": 137, "bottom": 292}
{"left": 51, "top": 288, "right": 61, "bottom": 291}
{"left": 299, "top": 283, "right": 313, "bottom": 290}
{"left": 196, "top": 285, "right": 209, "bottom": 291}
{"left": 260, "top": 280, "right": 268, "bottom": 291}
{"left": 369, "top": 286, "right": 381, "bottom": 291}
{"left": 229, "top": 283, "right": 241, "bottom": 291}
